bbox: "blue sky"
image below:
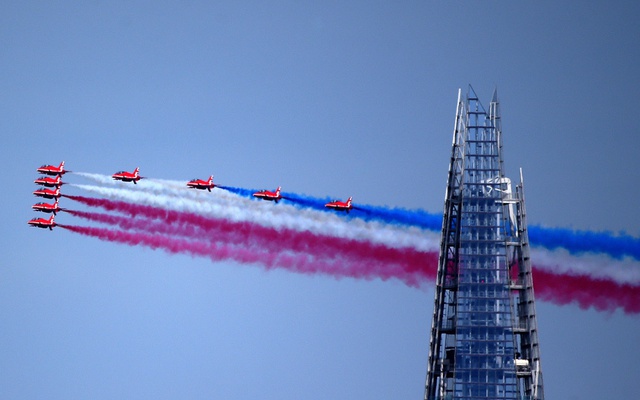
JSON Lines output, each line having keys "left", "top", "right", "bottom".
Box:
{"left": 2, "top": 1, "right": 639, "bottom": 399}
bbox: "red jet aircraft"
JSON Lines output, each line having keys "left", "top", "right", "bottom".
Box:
{"left": 33, "top": 187, "right": 61, "bottom": 199}
{"left": 32, "top": 199, "right": 61, "bottom": 215}
{"left": 27, "top": 215, "right": 56, "bottom": 230}
{"left": 325, "top": 197, "right": 353, "bottom": 213}
{"left": 37, "top": 161, "right": 67, "bottom": 176}
{"left": 253, "top": 186, "right": 282, "bottom": 203}
{"left": 187, "top": 176, "right": 215, "bottom": 192}
{"left": 34, "top": 175, "right": 63, "bottom": 187}
{"left": 112, "top": 167, "right": 142, "bottom": 184}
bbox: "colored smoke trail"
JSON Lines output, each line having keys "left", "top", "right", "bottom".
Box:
{"left": 222, "top": 185, "right": 640, "bottom": 261}
{"left": 528, "top": 225, "right": 640, "bottom": 261}
{"left": 73, "top": 172, "right": 640, "bottom": 262}
{"left": 73, "top": 172, "right": 115, "bottom": 185}
{"left": 531, "top": 247, "right": 640, "bottom": 286}
{"left": 222, "top": 185, "right": 442, "bottom": 230}
{"left": 218, "top": 185, "right": 257, "bottom": 198}
{"left": 204, "top": 190, "right": 640, "bottom": 262}
{"left": 532, "top": 268, "right": 640, "bottom": 314}
{"left": 218, "top": 185, "right": 333, "bottom": 211}
{"left": 66, "top": 189, "right": 640, "bottom": 284}
{"left": 60, "top": 224, "right": 438, "bottom": 287}
{"left": 68, "top": 174, "right": 640, "bottom": 310}
{"left": 66, "top": 197, "right": 640, "bottom": 311}
{"left": 67, "top": 191, "right": 640, "bottom": 285}
{"left": 59, "top": 222, "right": 640, "bottom": 313}
{"left": 354, "top": 203, "right": 442, "bottom": 231}
{"left": 64, "top": 190, "right": 439, "bottom": 252}
{"left": 65, "top": 207, "right": 434, "bottom": 279}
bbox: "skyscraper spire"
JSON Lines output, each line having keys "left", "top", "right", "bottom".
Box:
{"left": 424, "top": 86, "right": 544, "bottom": 400}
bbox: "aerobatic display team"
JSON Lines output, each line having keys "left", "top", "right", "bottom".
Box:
{"left": 29, "top": 161, "right": 640, "bottom": 314}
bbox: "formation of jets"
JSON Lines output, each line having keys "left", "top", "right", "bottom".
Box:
{"left": 30, "top": 161, "right": 67, "bottom": 231}
{"left": 185, "top": 178, "right": 353, "bottom": 212}
{"left": 28, "top": 162, "right": 357, "bottom": 231}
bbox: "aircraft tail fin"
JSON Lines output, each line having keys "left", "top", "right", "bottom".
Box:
{"left": 347, "top": 197, "right": 352, "bottom": 207}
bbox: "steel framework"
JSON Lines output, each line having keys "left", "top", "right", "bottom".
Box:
{"left": 424, "top": 86, "right": 544, "bottom": 400}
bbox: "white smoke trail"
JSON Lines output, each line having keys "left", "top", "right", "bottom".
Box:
{"left": 531, "top": 247, "right": 640, "bottom": 285}
{"left": 71, "top": 174, "right": 640, "bottom": 286}
{"left": 69, "top": 183, "right": 440, "bottom": 252}
{"left": 73, "top": 172, "right": 118, "bottom": 185}
{"left": 76, "top": 173, "right": 255, "bottom": 207}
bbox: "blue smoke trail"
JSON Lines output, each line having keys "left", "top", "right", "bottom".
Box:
{"left": 219, "top": 186, "right": 442, "bottom": 230}
{"left": 218, "top": 185, "right": 257, "bottom": 198}
{"left": 281, "top": 191, "right": 332, "bottom": 211}
{"left": 356, "top": 204, "right": 442, "bottom": 231}
{"left": 219, "top": 185, "right": 640, "bottom": 261}
{"left": 285, "top": 191, "right": 442, "bottom": 230}
{"left": 528, "top": 226, "right": 640, "bottom": 261}
{"left": 219, "top": 186, "right": 332, "bottom": 209}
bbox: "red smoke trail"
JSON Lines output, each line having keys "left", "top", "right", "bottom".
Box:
{"left": 60, "top": 223, "right": 640, "bottom": 313}
{"left": 532, "top": 268, "right": 640, "bottom": 314}
{"left": 60, "top": 225, "right": 438, "bottom": 287}
{"left": 64, "top": 196, "right": 640, "bottom": 314}
{"left": 64, "top": 195, "right": 170, "bottom": 219}
{"left": 64, "top": 200, "right": 436, "bottom": 282}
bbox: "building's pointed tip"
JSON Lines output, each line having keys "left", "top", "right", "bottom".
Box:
{"left": 467, "top": 84, "right": 478, "bottom": 99}
{"left": 491, "top": 86, "right": 499, "bottom": 103}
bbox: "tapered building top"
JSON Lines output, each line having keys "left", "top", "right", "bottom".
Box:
{"left": 424, "top": 86, "right": 544, "bottom": 400}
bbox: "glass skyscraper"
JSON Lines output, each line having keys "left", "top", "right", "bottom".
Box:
{"left": 424, "top": 87, "right": 544, "bottom": 400}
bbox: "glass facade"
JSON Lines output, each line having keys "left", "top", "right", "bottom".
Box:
{"left": 452, "top": 110, "right": 518, "bottom": 398}
{"left": 425, "top": 87, "right": 543, "bottom": 400}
